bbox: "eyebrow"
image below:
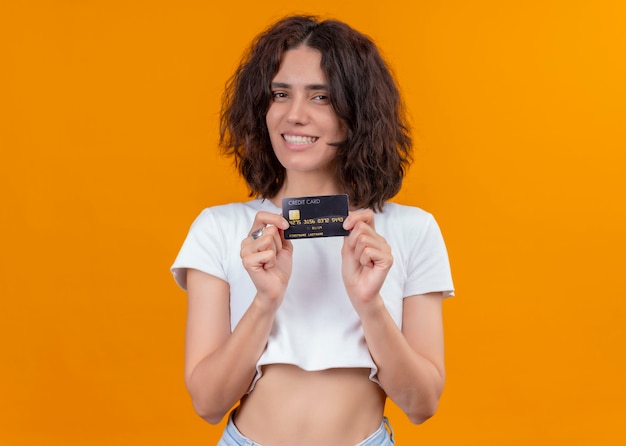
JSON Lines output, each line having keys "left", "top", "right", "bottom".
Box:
{"left": 271, "top": 82, "right": 328, "bottom": 90}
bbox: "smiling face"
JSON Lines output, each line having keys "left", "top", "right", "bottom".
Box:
{"left": 266, "top": 46, "right": 346, "bottom": 183}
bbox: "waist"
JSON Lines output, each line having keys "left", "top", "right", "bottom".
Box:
{"left": 235, "top": 364, "right": 387, "bottom": 445}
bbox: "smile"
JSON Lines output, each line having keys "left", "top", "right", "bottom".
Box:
{"left": 283, "top": 134, "right": 318, "bottom": 144}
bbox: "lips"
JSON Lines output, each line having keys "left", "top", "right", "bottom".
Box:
{"left": 282, "top": 134, "right": 318, "bottom": 144}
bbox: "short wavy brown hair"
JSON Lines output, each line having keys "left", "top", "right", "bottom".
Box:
{"left": 219, "top": 15, "right": 412, "bottom": 211}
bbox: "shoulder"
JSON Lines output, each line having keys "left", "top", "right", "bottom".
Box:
{"left": 376, "top": 202, "right": 437, "bottom": 231}
{"left": 171, "top": 199, "right": 265, "bottom": 289}
{"left": 375, "top": 202, "right": 447, "bottom": 254}
{"left": 182, "top": 199, "right": 267, "bottom": 246}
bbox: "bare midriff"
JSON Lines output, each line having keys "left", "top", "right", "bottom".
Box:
{"left": 234, "top": 364, "right": 387, "bottom": 446}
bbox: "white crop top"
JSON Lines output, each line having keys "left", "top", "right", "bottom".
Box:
{"left": 171, "top": 198, "right": 454, "bottom": 390}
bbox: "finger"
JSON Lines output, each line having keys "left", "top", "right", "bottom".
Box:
{"left": 242, "top": 249, "right": 277, "bottom": 270}
{"left": 243, "top": 229, "right": 280, "bottom": 262}
{"left": 343, "top": 209, "right": 376, "bottom": 231}
{"left": 266, "top": 224, "right": 283, "bottom": 255}
{"left": 254, "top": 225, "right": 291, "bottom": 259}
{"left": 249, "top": 211, "right": 289, "bottom": 238}
{"left": 243, "top": 212, "right": 289, "bottom": 253}
{"left": 241, "top": 228, "right": 276, "bottom": 259}
{"left": 344, "top": 220, "right": 378, "bottom": 251}
{"left": 279, "top": 229, "right": 294, "bottom": 254}
{"left": 242, "top": 225, "right": 292, "bottom": 264}
{"left": 254, "top": 227, "right": 281, "bottom": 254}
{"left": 358, "top": 245, "right": 393, "bottom": 268}
{"left": 352, "top": 233, "right": 389, "bottom": 264}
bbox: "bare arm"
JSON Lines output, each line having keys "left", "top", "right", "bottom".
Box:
{"left": 184, "top": 212, "right": 292, "bottom": 424}
{"left": 342, "top": 210, "right": 446, "bottom": 424}
{"left": 354, "top": 293, "right": 445, "bottom": 424}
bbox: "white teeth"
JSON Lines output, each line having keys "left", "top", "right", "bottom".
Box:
{"left": 283, "top": 135, "right": 318, "bottom": 144}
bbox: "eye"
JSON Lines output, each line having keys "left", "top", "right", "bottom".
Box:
{"left": 312, "top": 94, "right": 330, "bottom": 103}
{"left": 272, "top": 91, "right": 288, "bottom": 101}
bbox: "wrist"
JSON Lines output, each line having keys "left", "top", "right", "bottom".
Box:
{"left": 352, "top": 294, "right": 386, "bottom": 320}
{"left": 252, "top": 292, "right": 283, "bottom": 313}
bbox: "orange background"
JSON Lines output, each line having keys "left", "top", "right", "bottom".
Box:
{"left": 1, "top": 1, "right": 625, "bottom": 444}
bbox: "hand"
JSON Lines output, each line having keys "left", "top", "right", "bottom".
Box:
{"left": 240, "top": 212, "right": 293, "bottom": 308}
{"left": 341, "top": 210, "right": 393, "bottom": 310}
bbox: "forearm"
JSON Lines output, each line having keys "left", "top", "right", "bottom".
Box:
{"left": 357, "top": 297, "right": 445, "bottom": 424}
{"left": 187, "top": 297, "right": 278, "bottom": 423}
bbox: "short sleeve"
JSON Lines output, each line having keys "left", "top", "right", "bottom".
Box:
{"left": 403, "top": 213, "right": 454, "bottom": 298}
{"left": 170, "top": 209, "right": 227, "bottom": 290}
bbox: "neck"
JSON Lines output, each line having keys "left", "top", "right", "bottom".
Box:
{"left": 269, "top": 171, "right": 344, "bottom": 207}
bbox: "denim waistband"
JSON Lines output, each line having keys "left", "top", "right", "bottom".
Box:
{"left": 217, "top": 410, "right": 395, "bottom": 445}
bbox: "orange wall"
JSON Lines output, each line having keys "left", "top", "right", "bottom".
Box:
{"left": 1, "top": 1, "right": 625, "bottom": 444}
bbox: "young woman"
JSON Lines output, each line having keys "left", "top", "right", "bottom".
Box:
{"left": 172, "top": 15, "right": 454, "bottom": 446}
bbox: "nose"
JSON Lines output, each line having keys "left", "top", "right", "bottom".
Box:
{"left": 286, "top": 96, "right": 308, "bottom": 125}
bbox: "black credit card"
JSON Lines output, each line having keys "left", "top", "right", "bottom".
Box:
{"left": 282, "top": 194, "right": 350, "bottom": 239}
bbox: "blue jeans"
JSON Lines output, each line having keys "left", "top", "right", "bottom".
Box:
{"left": 217, "top": 410, "right": 395, "bottom": 445}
